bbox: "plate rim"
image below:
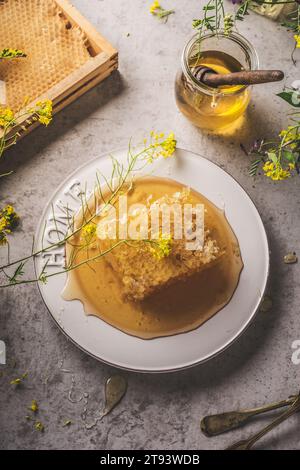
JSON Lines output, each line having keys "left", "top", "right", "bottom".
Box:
{"left": 34, "top": 147, "right": 270, "bottom": 373}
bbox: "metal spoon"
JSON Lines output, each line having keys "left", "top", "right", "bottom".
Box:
{"left": 226, "top": 393, "right": 300, "bottom": 450}
{"left": 201, "top": 396, "right": 297, "bottom": 437}
{"left": 85, "top": 375, "right": 127, "bottom": 429}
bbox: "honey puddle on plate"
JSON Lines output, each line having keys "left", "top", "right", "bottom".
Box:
{"left": 62, "top": 177, "right": 243, "bottom": 339}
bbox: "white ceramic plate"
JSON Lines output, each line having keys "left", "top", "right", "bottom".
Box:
{"left": 35, "top": 148, "right": 269, "bottom": 373}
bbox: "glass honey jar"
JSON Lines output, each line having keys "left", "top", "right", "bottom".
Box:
{"left": 175, "top": 31, "right": 259, "bottom": 132}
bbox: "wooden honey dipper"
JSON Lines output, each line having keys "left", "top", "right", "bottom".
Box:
{"left": 192, "top": 66, "right": 284, "bottom": 87}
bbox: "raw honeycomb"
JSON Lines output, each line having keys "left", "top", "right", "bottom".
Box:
{"left": 0, "top": 0, "right": 92, "bottom": 110}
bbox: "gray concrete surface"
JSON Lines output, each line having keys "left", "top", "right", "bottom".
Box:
{"left": 0, "top": 0, "right": 300, "bottom": 450}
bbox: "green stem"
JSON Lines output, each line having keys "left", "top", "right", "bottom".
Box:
{"left": 0, "top": 138, "right": 173, "bottom": 286}
{"left": 0, "top": 240, "right": 126, "bottom": 288}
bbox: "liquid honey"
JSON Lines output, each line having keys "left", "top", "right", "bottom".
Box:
{"left": 175, "top": 50, "right": 250, "bottom": 132}
{"left": 62, "top": 177, "right": 243, "bottom": 339}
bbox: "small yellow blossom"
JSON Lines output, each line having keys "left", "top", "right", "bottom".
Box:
{"left": 0, "top": 107, "right": 15, "bottom": 128}
{"left": 149, "top": 233, "right": 172, "bottom": 260}
{"left": 150, "top": 0, "right": 160, "bottom": 13}
{"left": 34, "top": 421, "right": 44, "bottom": 432}
{"left": 263, "top": 161, "right": 291, "bottom": 181}
{"left": 0, "top": 48, "right": 26, "bottom": 59}
{"left": 33, "top": 100, "right": 53, "bottom": 126}
{"left": 161, "top": 132, "right": 177, "bottom": 158}
{"left": 294, "top": 34, "right": 300, "bottom": 48}
{"left": 0, "top": 205, "right": 19, "bottom": 245}
{"left": 147, "top": 131, "right": 177, "bottom": 161}
{"left": 149, "top": 1, "right": 174, "bottom": 21}
{"left": 279, "top": 126, "right": 300, "bottom": 150}
{"left": 81, "top": 223, "right": 97, "bottom": 242}
{"left": 29, "top": 400, "right": 38, "bottom": 413}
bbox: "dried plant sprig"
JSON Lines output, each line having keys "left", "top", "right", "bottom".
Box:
{"left": 10, "top": 372, "right": 28, "bottom": 385}
{"left": 0, "top": 100, "right": 53, "bottom": 243}
{"left": 0, "top": 99, "right": 53, "bottom": 160}
{"left": 150, "top": 1, "right": 175, "bottom": 22}
{"left": 193, "top": 0, "right": 226, "bottom": 37}
{"left": 0, "top": 48, "right": 26, "bottom": 60}
{"left": 193, "top": 0, "right": 300, "bottom": 58}
{"left": 0, "top": 132, "right": 177, "bottom": 288}
{"left": 0, "top": 205, "right": 19, "bottom": 246}
{"left": 281, "top": 2, "right": 300, "bottom": 63}
{"left": 34, "top": 421, "right": 44, "bottom": 432}
{"left": 247, "top": 85, "right": 300, "bottom": 180}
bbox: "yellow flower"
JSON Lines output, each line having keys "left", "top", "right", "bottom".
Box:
{"left": 34, "top": 100, "right": 53, "bottom": 126}
{"left": 262, "top": 161, "right": 274, "bottom": 172}
{"left": 34, "top": 421, "right": 44, "bottom": 432}
{"left": 29, "top": 400, "right": 38, "bottom": 413}
{"left": 263, "top": 160, "right": 291, "bottom": 181}
{"left": 294, "top": 34, "right": 300, "bottom": 48}
{"left": 149, "top": 1, "right": 174, "bottom": 20}
{"left": 150, "top": 1, "right": 160, "bottom": 14}
{"left": 0, "top": 107, "right": 15, "bottom": 128}
{"left": 147, "top": 131, "right": 177, "bottom": 161}
{"left": 0, "top": 48, "right": 26, "bottom": 59}
{"left": 0, "top": 205, "right": 19, "bottom": 245}
{"left": 81, "top": 223, "right": 97, "bottom": 242}
{"left": 279, "top": 128, "right": 289, "bottom": 138}
{"left": 161, "top": 132, "right": 177, "bottom": 158}
{"left": 149, "top": 233, "right": 172, "bottom": 260}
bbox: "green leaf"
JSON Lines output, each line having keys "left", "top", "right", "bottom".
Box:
{"left": 9, "top": 261, "right": 25, "bottom": 284}
{"left": 283, "top": 150, "right": 296, "bottom": 163}
{"left": 277, "top": 91, "right": 300, "bottom": 108}
{"left": 249, "top": 158, "right": 261, "bottom": 177}
{"left": 267, "top": 152, "right": 278, "bottom": 163}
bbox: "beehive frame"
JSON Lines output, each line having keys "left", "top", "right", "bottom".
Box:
{"left": 0, "top": 0, "right": 118, "bottom": 138}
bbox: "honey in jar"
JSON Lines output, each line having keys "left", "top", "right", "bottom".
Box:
{"left": 175, "top": 32, "right": 259, "bottom": 133}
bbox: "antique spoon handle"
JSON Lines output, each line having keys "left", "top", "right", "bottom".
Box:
{"left": 201, "top": 396, "right": 296, "bottom": 436}
{"left": 226, "top": 396, "right": 300, "bottom": 450}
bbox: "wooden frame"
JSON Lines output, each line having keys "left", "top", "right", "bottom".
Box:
{"left": 1, "top": 0, "right": 118, "bottom": 138}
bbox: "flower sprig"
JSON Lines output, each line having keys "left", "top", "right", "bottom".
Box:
{"left": 0, "top": 132, "right": 177, "bottom": 288}
{"left": 10, "top": 372, "right": 28, "bottom": 385}
{"left": 0, "top": 99, "right": 53, "bottom": 161}
{"left": 248, "top": 85, "right": 300, "bottom": 180}
{"left": 149, "top": 233, "right": 173, "bottom": 260}
{"left": 0, "top": 48, "right": 26, "bottom": 60}
{"left": 149, "top": 1, "right": 175, "bottom": 22}
{"left": 0, "top": 205, "right": 19, "bottom": 246}
{"left": 145, "top": 131, "right": 177, "bottom": 162}
{"left": 193, "top": 0, "right": 300, "bottom": 58}
{"left": 281, "top": 2, "right": 300, "bottom": 63}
